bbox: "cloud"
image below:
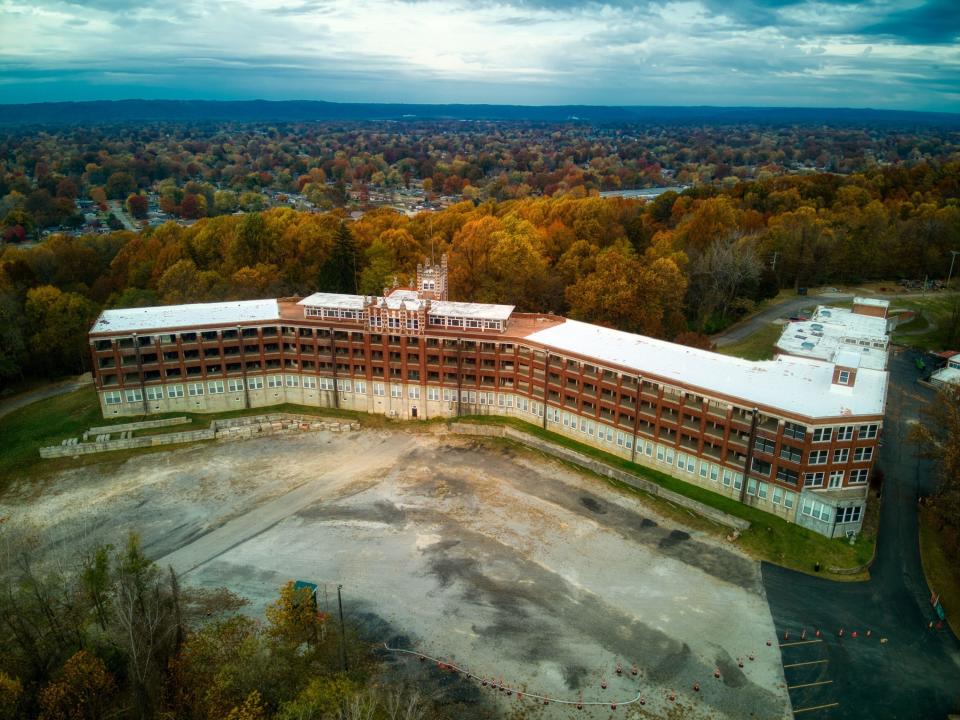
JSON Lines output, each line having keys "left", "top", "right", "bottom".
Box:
{"left": 0, "top": 0, "right": 956, "bottom": 112}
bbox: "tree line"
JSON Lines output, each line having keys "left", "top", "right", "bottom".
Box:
{"left": 1, "top": 165, "right": 959, "bottom": 384}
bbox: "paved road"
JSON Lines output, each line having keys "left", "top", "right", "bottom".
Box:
{"left": 713, "top": 294, "right": 852, "bottom": 347}
{"left": 0, "top": 373, "right": 92, "bottom": 420}
{"left": 107, "top": 200, "right": 139, "bottom": 231}
{"left": 762, "top": 350, "right": 960, "bottom": 719}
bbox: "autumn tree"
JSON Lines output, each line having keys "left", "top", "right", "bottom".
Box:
{"left": 910, "top": 385, "right": 960, "bottom": 559}
{"left": 24, "top": 285, "right": 97, "bottom": 376}
{"left": 37, "top": 650, "right": 117, "bottom": 720}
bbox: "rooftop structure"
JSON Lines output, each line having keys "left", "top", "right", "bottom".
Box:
{"left": 930, "top": 353, "right": 960, "bottom": 388}
{"left": 775, "top": 300, "right": 890, "bottom": 371}
{"left": 92, "top": 299, "right": 280, "bottom": 334}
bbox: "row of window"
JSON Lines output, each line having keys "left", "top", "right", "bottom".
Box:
{"left": 811, "top": 424, "right": 879, "bottom": 442}
{"left": 799, "top": 498, "right": 862, "bottom": 524}
{"left": 745, "top": 477, "right": 798, "bottom": 509}
{"left": 808, "top": 447, "right": 874, "bottom": 465}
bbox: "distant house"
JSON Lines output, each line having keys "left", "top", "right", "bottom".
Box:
{"left": 930, "top": 353, "right": 960, "bottom": 388}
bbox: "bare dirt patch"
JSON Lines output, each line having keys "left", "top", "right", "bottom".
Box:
{"left": 1, "top": 430, "right": 791, "bottom": 719}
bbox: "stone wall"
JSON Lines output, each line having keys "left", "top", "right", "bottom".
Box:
{"left": 39, "top": 413, "right": 359, "bottom": 458}
{"left": 444, "top": 422, "right": 750, "bottom": 531}
{"left": 85, "top": 416, "right": 191, "bottom": 437}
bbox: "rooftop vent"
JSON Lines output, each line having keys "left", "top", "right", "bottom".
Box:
{"left": 801, "top": 342, "right": 815, "bottom": 350}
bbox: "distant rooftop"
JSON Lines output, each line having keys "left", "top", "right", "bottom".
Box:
{"left": 298, "top": 291, "right": 514, "bottom": 321}
{"left": 853, "top": 297, "right": 890, "bottom": 309}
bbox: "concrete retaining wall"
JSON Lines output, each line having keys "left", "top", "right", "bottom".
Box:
{"left": 40, "top": 413, "right": 359, "bottom": 458}
{"left": 446, "top": 422, "right": 750, "bottom": 531}
{"left": 86, "top": 416, "right": 191, "bottom": 436}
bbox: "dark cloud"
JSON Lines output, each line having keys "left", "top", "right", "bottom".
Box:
{"left": 862, "top": 0, "right": 960, "bottom": 44}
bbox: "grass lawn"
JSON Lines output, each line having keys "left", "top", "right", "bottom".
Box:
{"left": 455, "top": 415, "right": 875, "bottom": 578}
{"left": 890, "top": 294, "right": 960, "bottom": 351}
{"left": 715, "top": 322, "right": 785, "bottom": 361}
{"left": 918, "top": 505, "right": 960, "bottom": 638}
{"left": 0, "top": 386, "right": 382, "bottom": 492}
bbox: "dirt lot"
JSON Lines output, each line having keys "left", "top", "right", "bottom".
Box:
{"left": 1, "top": 430, "right": 791, "bottom": 719}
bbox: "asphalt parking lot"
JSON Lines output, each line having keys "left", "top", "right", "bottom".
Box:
{"left": 763, "top": 350, "right": 960, "bottom": 719}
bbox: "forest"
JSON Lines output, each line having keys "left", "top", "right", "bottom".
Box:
{"left": 1, "top": 160, "right": 959, "bottom": 384}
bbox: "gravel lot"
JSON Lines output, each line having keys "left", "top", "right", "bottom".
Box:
{"left": 2, "top": 430, "right": 791, "bottom": 719}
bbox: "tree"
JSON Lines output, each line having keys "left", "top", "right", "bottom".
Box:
{"left": 37, "top": 650, "right": 117, "bottom": 720}
{"left": 24, "top": 285, "right": 97, "bottom": 376}
{"left": 319, "top": 223, "right": 358, "bottom": 294}
{"left": 106, "top": 172, "right": 135, "bottom": 200}
{"left": 910, "top": 385, "right": 960, "bottom": 559}
{"left": 265, "top": 581, "right": 329, "bottom": 648}
{"left": 0, "top": 672, "right": 23, "bottom": 720}
{"left": 127, "top": 194, "right": 149, "bottom": 219}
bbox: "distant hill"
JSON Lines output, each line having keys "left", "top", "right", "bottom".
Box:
{"left": 1, "top": 99, "right": 958, "bottom": 128}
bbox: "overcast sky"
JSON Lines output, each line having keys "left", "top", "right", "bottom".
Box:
{"left": 0, "top": 0, "right": 957, "bottom": 111}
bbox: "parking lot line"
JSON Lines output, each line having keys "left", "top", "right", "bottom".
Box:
{"left": 788, "top": 680, "right": 833, "bottom": 690}
{"left": 783, "top": 659, "right": 829, "bottom": 668}
{"left": 793, "top": 702, "right": 840, "bottom": 714}
{"left": 780, "top": 639, "right": 823, "bottom": 648}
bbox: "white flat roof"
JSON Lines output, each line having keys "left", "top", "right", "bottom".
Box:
{"left": 853, "top": 297, "right": 890, "bottom": 308}
{"left": 430, "top": 300, "right": 514, "bottom": 321}
{"left": 932, "top": 367, "right": 960, "bottom": 385}
{"left": 298, "top": 292, "right": 514, "bottom": 321}
{"left": 776, "top": 304, "right": 889, "bottom": 371}
{"left": 527, "top": 319, "right": 887, "bottom": 419}
{"left": 91, "top": 299, "right": 281, "bottom": 334}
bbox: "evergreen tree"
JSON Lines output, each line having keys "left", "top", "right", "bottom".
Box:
{"left": 319, "top": 223, "right": 358, "bottom": 294}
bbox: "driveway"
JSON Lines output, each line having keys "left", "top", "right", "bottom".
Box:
{"left": 712, "top": 294, "right": 852, "bottom": 347}
{"left": 762, "top": 350, "right": 960, "bottom": 718}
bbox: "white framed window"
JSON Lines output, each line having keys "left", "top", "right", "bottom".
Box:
{"left": 267, "top": 375, "right": 282, "bottom": 389}
{"left": 733, "top": 473, "right": 743, "bottom": 491}
{"left": 468, "top": 391, "right": 477, "bottom": 403}
{"left": 853, "top": 447, "right": 873, "bottom": 462}
{"left": 208, "top": 380, "right": 225, "bottom": 394}
{"left": 858, "top": 424, "right": 879, "bottom": 440}
{"left": 125, "top": 388, "right": 143, "bottom": 403}
{"left": 829, "top": 470, "right": 844, "bottom": 488}
{"left": 699, "top": 461, "right": 709, "bottom": 478}
{"left": 812, "top": 427, "right": 832, "bottom": 443}
{"left": 146, "top": 386, "right": 163, "bottom": 401}
{"left": 374, "top": 382, "right": 385, "bottom": 397}
{"left": 772, "top": 486, "right": 784, "bottom": 505}
{"left": 837, "top": 425, "right": 854, "bottom": 441}
{"left": 355, "top": 380, "right": 366, "bottom": 394}
{"left": 838, "top": 506, "right": 862, "bottom": 523}
{"left": 757, "top": 482, "right": 769, "bottom": 500}
{"left": 409, "top": 386, "right": 420, "bottom": 400}
{"left": 746, "top": 478, "right": 757, "bottom": 496}
{"left": 804, "top": 471, "right": 825, "bottom": 487}
{"left": 837, "top": 370, "right": 850, "bottom": 385}
{"left": 833, "top": 448, "right": 849, "bottom": 463}
{"left": 686, "top": 456, "right": 695, "bottom": 472}
{"left": 665, "top": 448, "right": 674, "bottom": 465}
{"left": 248, "top": 376, "right": 263, "bottom": 390}
{"left": 302, "top": 377, "right": 316, "bottom": 389}
{"left": 188, "top": 383, "right": 204, "bottom": 397}
{"left": 391, "top": 384, "right": 402, "bottom": 398}
{"left": 809, "top": 450, "right": 828, "bottom": 465}
{"left": 228, "top": 379, "right": 244, "bottom": 392}
{"left": 677, "top": 452, "right": 687, "bottom": 469}
{"left": 167, "top": 384, "right": 184, "bottom": 398}
{"left": 285, "top": 375, "right": 299, "bottom": 388}
{"left": 783, "top": 491, "right": 796, "bottom": 509}
{"left": 320, "top": 377, "right": 334, "bottom": 390}
{"left": 722, "top": 469, "right": 733, "bottom": 487}
{"left": 709, "top": 464, "right": 718, "bottom": 481}
{"left": 104, "top": 390, "right": 122, "bottom": 405}
{"left": 615, "top": 430, "right": 624, "bottom": 445}
{"left": 850, "top": 468, "right": 869, "bottom": 484}
{"left": 428, "top": 387, "right": 440, "bottom": 401}
{"left": 336, "top": 378, "right": 351, "bottom": 392}
{"left": 497, "top": 394, "right": 505, "bottom": 407}
{"left": 656, "top": 445, "right": 665, "bottom": 461}
{"left": 442, "top": 388, "right": 453, "bottom": 402}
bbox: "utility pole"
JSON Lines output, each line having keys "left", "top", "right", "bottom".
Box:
{"left": 948, "top": 250, "right": 960, "bottom": 288}
{"left": 337, "top": 584, "right": 348, "bottom": 672}
{"left": 770, "top": 251, "right": 778, "bottom": 272}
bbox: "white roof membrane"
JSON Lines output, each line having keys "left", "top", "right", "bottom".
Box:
{"left": 92, "top": 299, "right": 280, "bottom": 334}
